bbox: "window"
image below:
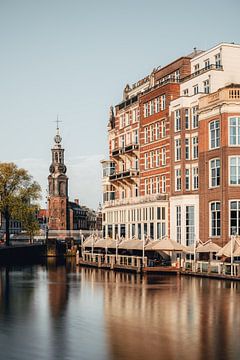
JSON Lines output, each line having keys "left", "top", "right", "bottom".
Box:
{"left": 156, "top": 122, "right": 160, "bottom": 139}
{"left": 192, "top": 136, "right": 198, "bottom": 159}
{"left": 162, "top": 175, "right": 166, "bottom": 193}
{"left": 161, "top": 94, "right": 166, "bottom": 110}
{"left": 210, "top": 202, "right": 221, "bottom": 236}
{"left": 175, "top": 70, "right": 180, "bottom": 81}
{"left": 183, "top": 89, "right": 189, "bottom": 96}
{"left": 203, "top": 79, "right": 210, "bottom": 94}
{"left": 186, "top": 206, "right": 195, "bottom": 246}
{"left": 150, "top": 151, "right": 154, "bottom": 168}
{"left": 133, "top": 129, "right": 138, "bottom": 144}
{"left": 192, "top": 107, "right": 199, "bottom": 128}
{"left": 144, "top": 127, "right": 148, "bottom": 144}
{"left": 156, "top": 176, "right": 160, "bottom": 193}
{"left": 144, "top": 153, "right": 148, "bottom": 170}
{"left": 134, "top": 184, "right": 139, "bottom": 197}
{"left": 155, "top": 97, "right": 160, "bottom": 113}
{"left": 156, "top": 149, "right": 160, "bottom": 167}
{"left": 185, "top": 109, "right": 189, "bottom": 129}
{"left": 144, "top": 103, "right": 149, "bottom": 118}
{"left": 204, "top": 59, "right": 210, "bottom": 69}
{"left": 185, "top": 168, "right": 190, "bottom": 191}
{"left": 215, "top": 53, "right": 221, "bottom": 68}
{"left": 120, "top": 114, "right": 125, "bottom": 129}
{"left": 210, "top": 159, "right": 220, "bottom": 187}
{"left": 192, "top": 166, "right": 198, "bottom": 190}
{"left": 162, "top": 120, "right": 166, "bottom": 137}
{"left": 175, "top": 168, "right": 181, "bottom": 191}
{"left": 150, "top": 125, "right": 154, "bottom": 142}
{"left": 194, "top": 64, "right": 200, "bottom": 73}
{"left": 229, "top": 117, "right": 240, "bottom": 145}
{"left": 185, "top": 138, "right": 190, "bottom": 160}
{"left": 134, "top": 156, "right": 139, "bottom": 170}
{"left": 150, "top": 177, "right": 154, "bottom": 194}
{"left": 162, "top": 147, "right": 166, "bottom": 165}
{"left": 132, "top": 109, "right": 137, "bottom": 123}
{"left": 176, "top": 206, "right": 181, "bottom": 243}
{"left": 175, "top": 109, "right": 181, "bottom": 132}
{"left": 209, "top": 120, "right": 220, "bottom": 149}
{"left": 144, "top": 179, "right": 149, "bottom": 195}
{"left": 150, "top": 100, "right": 155, "bottom": 115}
{"left": 193, "top": 85, "right": 199, "bottom": 95}
{"left": 230, "top": 201, "right": 240, "bottom": 235}
{"left": 175, "top": 139, "right": 181, "bottom": 161}
{"left": 157, "top": 207, "right": 166, "bottom": 238}
{"left": 229, "top": 157, "right": 240, "bottom": 185}
{"left": 125, "top": 113, "right": 129, "bottom": 126}
{"left": 120, "top": 135, "right": 125, "bottom": 148}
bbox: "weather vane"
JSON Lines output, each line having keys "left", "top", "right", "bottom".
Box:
{"left": 54, "top": 115, "right": 62, "bottom": 130}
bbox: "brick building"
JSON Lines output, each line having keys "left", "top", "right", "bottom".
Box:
{"left": 102, "top": 42, "right": 240, "bottom": 246}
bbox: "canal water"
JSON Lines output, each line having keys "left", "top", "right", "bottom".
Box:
{"left": 0, "top": 260, "right": 240, "bottom": 360}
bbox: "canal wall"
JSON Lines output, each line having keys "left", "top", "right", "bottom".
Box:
{"left": 0, "top": 244, "right": 47, "bottom": 264}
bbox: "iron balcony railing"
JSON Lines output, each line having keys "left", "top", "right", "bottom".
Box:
{"left": 104, "top": 193, "right": 168, "bottom": 208}
{"left": 112, "top": 143, "right": 139, "bottom": 157}
{"left": 109, "top": 169, "right": 139, "bottom": 181}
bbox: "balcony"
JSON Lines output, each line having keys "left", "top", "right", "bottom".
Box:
{"left": 181, "top": 64, "right": 223, "bottom": 83}
{"left": 199, "top": 85, "right": 240, "bottom": 109}
{"left": 112, "top": 148, "right": 122, "bottom": 157}
{"left": 112, "top": 144, "right": 139, "bottom": 157}
{"left": 124, "top": 143, "right": 139, "bottom": 153}
{"left": 104, "top": 193, "right": 168, "bottom": 208}
{"left": 109, "top": 169, "right": 139, "bottom": 181}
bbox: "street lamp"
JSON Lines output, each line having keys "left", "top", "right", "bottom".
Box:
{"left": 231, "top": 229, "right": 237, "bottom": 276}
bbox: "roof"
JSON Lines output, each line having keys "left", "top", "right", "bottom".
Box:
{"left": 196, "top": 242, "right": 222, "bottom": 253}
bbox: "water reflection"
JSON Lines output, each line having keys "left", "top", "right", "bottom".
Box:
{"left": 0, "top": 262, "right": 239, "bottom": 360}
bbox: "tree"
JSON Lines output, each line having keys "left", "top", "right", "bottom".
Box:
{"left": 18, "top": 205, "right": 40, "bottom": 243}
{"left": 0, "top": 163, "right": 41, "bottom": 246}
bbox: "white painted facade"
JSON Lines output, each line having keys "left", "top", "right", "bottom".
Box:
{"left": 170, "top": 195, "right": 199, "bottom": 246}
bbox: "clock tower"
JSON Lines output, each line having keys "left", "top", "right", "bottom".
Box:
{"left": 48, "top": 125, "right": 69, "bottom": 230}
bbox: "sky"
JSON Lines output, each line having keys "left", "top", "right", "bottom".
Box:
{"left": 0, "top": 0, "right": 239, "bottom": 209}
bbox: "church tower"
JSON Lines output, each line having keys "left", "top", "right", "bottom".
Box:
{"left": 48, "top": 125, "right": 69, "bottom": 230}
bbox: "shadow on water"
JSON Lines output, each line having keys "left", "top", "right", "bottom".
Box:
{"left": 0, "top": 263, "right": 240, "bottom": 359}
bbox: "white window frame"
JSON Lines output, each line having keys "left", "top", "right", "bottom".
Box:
{"left": 175, "top": 167, "right": 181, "bottom": 191}
{"left": 209, "top": 120, "right": 220, "bottom": 149}
{"left": 209, "top": 201, "right": 221, "bottom": 237}
{"left": 229, "top": 156, "right": 240, "bottom": 185}
{"left": 229, "top": 117, "right": 240, "bottom": 146}
{"left": 174, "top": 109, "right": 181, "bottom": 132}
{"left": 209, "top": 158, "right": 220, "bottom": 188}
{"left": 175, "top": 138, "right": 181, "bottom": 161}
{"left": 192, "top": 166, "right": 198, "bottom": 190}
{"left": 192, "top": 136, "right": 198, "bottom": 160}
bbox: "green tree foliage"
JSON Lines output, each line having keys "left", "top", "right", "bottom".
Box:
{"left": 0, "top": 163, "right": 41, "bottom": 245}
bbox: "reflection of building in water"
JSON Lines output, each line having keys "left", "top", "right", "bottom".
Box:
{"left": 47, "top": 260, "right": 69, "bottom": 318}
{"left": 95, "top": 271, "right": 240, "bottom": 360}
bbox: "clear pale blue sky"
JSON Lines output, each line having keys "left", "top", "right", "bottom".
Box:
{"left": 0, "top": 0, "right": 239, "bottom": 208}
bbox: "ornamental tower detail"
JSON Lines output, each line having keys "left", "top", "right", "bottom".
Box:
{"left": 48, "top": 125, "right": 69, "bottom": 230}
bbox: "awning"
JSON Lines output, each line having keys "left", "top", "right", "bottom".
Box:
{"left": 217, "top": 238, "right": 240, "bottom": 257}
{"left": 118, "top": 239, "right": 144, "bottom": 250}
{"left": 94, "top": 238, "right": 116, "bottom": 249}
{"left": 150, "top": 238, "right": 186, "bottom": 252}
{"left": 196, "top": 242, "right": 222, "bottom": 253}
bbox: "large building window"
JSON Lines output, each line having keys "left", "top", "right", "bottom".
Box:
{"left": 185, "top": 138, "right": 190, "bottom": 160}
{"left": 192, "top": 136, "right": 198, "bottom": 159}
{"left": 175, "top": 109, "right": 181, "bottom": 132}
{"left": 229, "top": 156, "right": 240, "bottom": 185}
{"left": 162, "top": 147, "right": 166, "bottom": 166}
{"left": 150, "top": 125, "right": 154, "bottom": 142}
{"left": 176, "top": 206, "right": 181, "bottom": 243}
{"left": 150, "top": 100, "right": 155, "bottom": 115}
{"left": 210, "top": 158, "right": 220, "bottom": 187}
{"left": 210, "top": 202, "right": 221, "bottom": 237}
{"left": 157, "top": 207, "right": 166, "bottom": 238}
{"left": 192, "top": 106, "right": 199, "bottom": 128}
{"left": 155, "top": 97, "right": 160, "bottom": 113}
{"left": 156, "top": 122, "right": 160, "bottom": 140}
{"left": 186, "top": 206, "right": 195, "bottom": 246}
{"left": 185, "top": 109, "right": 190, "bottom": 129}
{"left": 144, "top": 103, "right": 149, "bottom": 118}
{"left": 203, "top": 79, "right": 210, "bottom": 94}
{"left": 144, "top": 153, "right": 148, "bottom": 170}
{"left": 175, "top": 168, "right": 181, "bottom": 191}
{"left": 230, "top": 201, "right": 240, "bottom": 235}
{"left": 192, "top": 166, "right": 198, "bottom": 190}
{"left": 149, "top": 151, "right": 154, "bottom": 168}
{"left": 215, "top": 53, "right": 221, "bottom": 68}
{"left": 209, "top": 120, "right": 220, "bottom": 149}
{"left": 161, "top": 120, "right": 166, "bottom": 137}
{"left": 160, "top": 94, "right": 166, "bottom": 110}
{"left": 162, "top": 175, "right": 166, "bottom": 193}
{"left": 175, "top": 139, "right": 181, "bottom": 161}
{"left": 229, "top": 117, "right": 240, "bottom": 145}
{"left": 185, "top": 168, "right": 190, "bottom": 191}
{"left": 144, "top": 127, "right": 148, "bottom": 144}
